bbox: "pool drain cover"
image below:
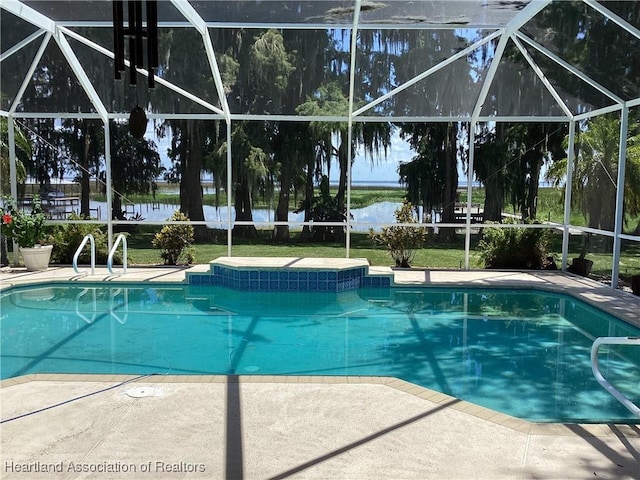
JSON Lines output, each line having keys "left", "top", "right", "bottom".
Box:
{"left": 125, "top": 386, "right": 160, "bottom": 398}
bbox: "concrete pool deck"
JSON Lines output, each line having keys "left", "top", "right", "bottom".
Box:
{"left": 1, "top": 263, "right": 639, "bottom": 479}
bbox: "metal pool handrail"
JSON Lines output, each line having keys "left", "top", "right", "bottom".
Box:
{"left": 591, "top": 336, "right": 640, "bottom": 418}
{"left": 107, "top": 234, "right": 127, "bottom": 275}
{"left": 73, "top": 234, "right": 95, "bottom": 275}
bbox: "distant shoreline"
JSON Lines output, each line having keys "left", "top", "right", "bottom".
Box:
{"left": 26, "top": 177, "right": 555, "bottom": 190}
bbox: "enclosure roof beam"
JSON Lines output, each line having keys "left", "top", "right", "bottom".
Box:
{"left": 503, "top": 0, "right": 552, "bottom": 36}
{"left": 8, "top": 32, "right": 51, "bottom": 115}
{"left": 352, "top": 30, "right": 502, "bottom": 117}
{"left": 573, "top": 104, "right": 624, "bottom": 122}
{"left": 511, "top": 35, "right": 573, "bottom": 119}
{"left": 471, "top": 32, "right": 509, "bottom": 124}
{"left": 1, "top": 0, "right": 55, "bottom": 33}
{"left": 515, "top": 31, "right": 624, "bottom": 105}
{"left": 470, "top": 0, "right": 553, "bottom": 123}
{"left": 170, "top": 0, "right": 231, "bottom": 123}
{"left": 56, "top": 32, "right": 108, "bottom": 122}
{"left": 345, "top": 0, "right": 362, "bottom": 257}
{"left": 0, "top": 29, "right": 45, "bottom": 62}
{"left": 60, "top": 26, "right": 225, "bottom": 117}
{"left": 583, "top": 0, "right": 640, "bottom": 41}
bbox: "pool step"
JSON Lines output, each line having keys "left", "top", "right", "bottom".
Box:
{"left": 185, "top": 257, "right": 394, "bottom": 292}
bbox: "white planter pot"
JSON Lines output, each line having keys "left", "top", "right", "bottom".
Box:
{"left": 19, "top": 245, "right": 53, "bottom": 271}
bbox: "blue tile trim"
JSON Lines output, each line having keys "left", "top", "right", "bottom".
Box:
{"left": 190, "top": 266, "right": 392, "bottom": 291}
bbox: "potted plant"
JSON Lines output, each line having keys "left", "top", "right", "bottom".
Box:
{"left": 568, "top": 233, "right": 593, "bottom": 277}
{"left": 0, "top": 196, "right": 52, "bottom": 271}
{"left": 631, "top": 275, "right": 640, "bottom": 296}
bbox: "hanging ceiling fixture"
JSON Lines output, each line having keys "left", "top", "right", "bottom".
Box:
{"left": 113, "top": 0, "right": 158, "bottom": 138}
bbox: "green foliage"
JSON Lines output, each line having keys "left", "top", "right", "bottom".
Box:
{"left": 109, "top": 123, "right": 163, "bottom": 219}
{"left": 152, "top": 211, "right": 195, "bottom": 265}
{"left": 47, "top": 214, "right": 114, "bottom": 264}
{"left": 546, "top": 115, "right": 640, "bottom": 232}
{"left": 0, "top": 196, "right": 47, "bottom": 248}
{"left": 0, "top": 118, "right": 31, "bottom": 195}
{"left": 295, "top": 176, "right": 347, "bottom": 242}
{"left": 477, "top": 220, "right": 551, "bottom": 269}
{"left": 369, "top": 202, "right": 427, "bottom": 267}
{"left": 250, "top": 29, "right": 295, "bottom": 101}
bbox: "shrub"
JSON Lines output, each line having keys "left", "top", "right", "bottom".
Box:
{"left": 295, "top": 175, "right": 347, "bottom": 242}
{"left": 477, "top": 220, "right": 551, "bottom": 269}
{"left": 152, "top": 210, "right": 195, "bottom": 265}
{"left": 369, "top": 202, "right": 427, "bottom": 267}
{"left": 47, "top": 214, "right": 114, "bottom": 264}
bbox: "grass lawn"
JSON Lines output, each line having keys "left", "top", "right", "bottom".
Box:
{"left": 126, "top": 229, "right": 474, "bottom": 268}
{"left": 41, "top": 184, "right": 639, "bottom": 280}
{"left": 124, "top": 228, "right": 640, "bottom": 281}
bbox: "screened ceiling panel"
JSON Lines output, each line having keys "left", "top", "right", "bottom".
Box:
{"left": 522, "top": 42, "right": 619, "bottom": 115}
{"left": 15, "top": 0, "right": 538, "bottom": 27}
{"left": 16, "top": 38, "right": 96, "bottom": 113}
{"left": 1, "top": 38, "right": 41, "bottom": 111}
{"left": 481, "top": 41, "right": 568, "bottom": 117}
{"left": 358, "top": 0, "right": 533, "bottom": 26}
{"left": 19, "top": 0, "right": 356, "bottom": 25}
{"left": 355, "top": 31, "right": 497, "bottom": 117}
{"left": 65, "top": 35, "right": 218, "bottom": 115}
{"left": 522, "top": 1, "right": 640, "bottom": 102}
{"left": 212, "top": 27, "right": 352, "bottom": 116}
{"left": 150, "top": 27, "right": 219, "bottom": 106}
{"left": 2, "top": 1, "right": 640, "bottom": 119}
{"left": 597, "top": 1, "right": 640, "bottom": 30}
{"left": 20, "top": 0, "right": 189, "bottom": 24}
{"left": 1, "top": 10, "right": 40, "bottom": 54}
{"left": 354, "top": 28, "right": 496, "bottom": 107}
{"left": 65, "top": 26, "right": 114, "bottom": 51}
{"left": 20, "top": 0, "right": 114, "bottom": 22}
{"left": 365, "top": 46, "right": 493, "bottom": 117}
{"left": 193, "top": 1, "right": 355, "bottom": 25}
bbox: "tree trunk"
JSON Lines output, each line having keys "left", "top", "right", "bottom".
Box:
{"left": 178, "top": 125, "right": 189, "bottom": 213}
{"left": 112, "top": 194, "right": 125, "bottom": 220}
{"left": 299, "top": 153, "right": 315, "bottom": 242}
{"left": 335, "top": 135, "right": 348, "bottom": 215}
{"left": 522, "top": 147, "right": 542, "bottom": 221}
{"left": 333, "top": 135, "right": 348, "bottom": 243}
{"left": 274, "top": 159, "right": 292, "bottom": 241}
{"left": 233, "top": 177, "right": 257, "bottom": 238}
{"left": 179, "top": 122, "right": 207, "bottom": 239}
{"left": 181, "top": 122, "right": 205, "bottom": 222}
{"left": 440, "top": 123, "right": 458, "bottom": 242}
{"left": 483, "top": 174, "right": 504, "bottom": 221}
{"left": 80, "top": 128, "right": 91, "bottom": 218}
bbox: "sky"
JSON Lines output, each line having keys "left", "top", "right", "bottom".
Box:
{"left": 329, "top": 130, "right": 414, "bottom": 185}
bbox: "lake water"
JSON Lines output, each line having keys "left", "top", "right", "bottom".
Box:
{"left": 86, "top": 200, "right": 418, "bottom": 231}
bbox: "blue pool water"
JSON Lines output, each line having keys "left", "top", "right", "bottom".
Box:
{"left": 1, "top": 283, "right": 639, "bottom": 423}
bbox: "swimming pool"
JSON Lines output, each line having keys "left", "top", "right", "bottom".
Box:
{"left": 1, "top": 283, "right": 638, "bottom": 423}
